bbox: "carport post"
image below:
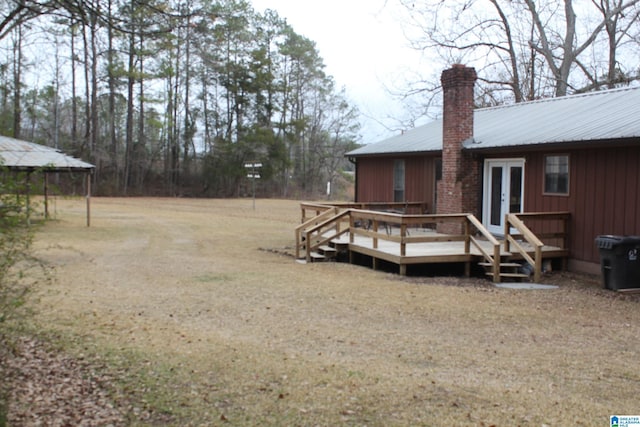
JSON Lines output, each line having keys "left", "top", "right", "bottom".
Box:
{"left": 86, "top": 172, "right": 91, "bottom": 227}
{"left": 43, "top": 172, "right": 49, "bottom": 219}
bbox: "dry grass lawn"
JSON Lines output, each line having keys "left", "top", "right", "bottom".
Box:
{"left": 18, "top": 197, "right": 640, "bottom": 425}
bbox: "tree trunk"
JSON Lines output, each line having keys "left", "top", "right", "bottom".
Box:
{"left": 124, "top": 23, "right": 135, "bottom": 195}
{"left": 70, "top": 20, "right": 78, "bottom": 152}
{"left": 136, "top": 31, "right": 145, "bottom": 190}
{"left": 107, "top": 0, "right": 119, "bottom": 189}
{"left": 12, "top": 24, "right": 22, "bottom": 139}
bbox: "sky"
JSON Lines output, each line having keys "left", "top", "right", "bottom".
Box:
{"left": 249, "top": 0, "right": 426, "bottom": 144}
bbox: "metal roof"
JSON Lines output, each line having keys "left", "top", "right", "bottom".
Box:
{"left": 348, "top": 85, "right": 640, "bottom": 156}
{"left": 0, "top": 136, "right": 94, "bottom": 171}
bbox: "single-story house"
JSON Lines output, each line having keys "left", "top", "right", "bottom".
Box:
{"left": 347, "top": 65, "right": 640, "bottom": 274}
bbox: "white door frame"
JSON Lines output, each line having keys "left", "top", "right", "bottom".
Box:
{"left": 483, "top": 158, "right": 525, "bottom": 235}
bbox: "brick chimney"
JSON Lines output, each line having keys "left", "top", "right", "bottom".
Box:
{"left": 436, "top": 64, "right": 480, "bottom": 234}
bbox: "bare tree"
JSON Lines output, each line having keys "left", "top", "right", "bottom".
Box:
{"left": 587, "top": 0, "right": 640, "bottom": 90}
{"left": 398, "top": 0, "right": 640, "bottom": 107}
{"left": 11, "top": 22, "right": 22, "bottom": 138}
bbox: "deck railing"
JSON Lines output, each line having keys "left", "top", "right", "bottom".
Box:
{"left": 505, "top": 212, "right": 571, "bottom": 282}
{"left": 302, "top": 207, "right": 501, "bottom": 277}
{"left": 512, "top": 212, "right": 571, "bottom": 251}
{"left": 295, "top": 206, "right": 354, "bottom": 261}
{"left": 297, "top": 203, "right": 569, "bottom": 282}
{"left": 300, "top": 201, "right": 427, "bottom": 223}
{"left": 467, "top": 214, "right": 502, "bottom": 282}
{"left": 349, "top": 210, "right": 501, "bottom": 277}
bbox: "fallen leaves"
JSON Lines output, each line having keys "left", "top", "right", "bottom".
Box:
{"left": 3, "top": 336, "right": 125, "bottom": 426}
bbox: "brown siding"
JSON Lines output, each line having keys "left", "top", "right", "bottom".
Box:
{"left": 356, "top": 157, "right": 394, "bottom": 202}
{"left": 356, "top": 143, "right": 640, "bottom": 267}
{"left": 355, "top": 155, "right": 436, "bottom": 211}
{"left": 522, "top": 146, "right": 640, "bottom": 264}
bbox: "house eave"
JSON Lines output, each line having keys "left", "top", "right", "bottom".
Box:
{"left": 346, "top": 149, "right": 442, "bottom": 159}
{"left": 465, "top": 137, "right": 640, "bottom": 154}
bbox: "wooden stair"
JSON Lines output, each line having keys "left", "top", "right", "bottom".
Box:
{"left": 479, "top": 261, "right": 530, "bottom": 282}
{"left": 308, "top": 244, "right": 338, "bottom": 263}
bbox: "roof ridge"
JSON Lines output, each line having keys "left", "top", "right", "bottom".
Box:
{"left": 478, "top": 85, "right": 640, "bottom": 112}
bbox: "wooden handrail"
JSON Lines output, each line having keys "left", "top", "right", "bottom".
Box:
{"left": 505, "top": 213, "right": 544, "bottom": 282}
{"left": 466, "top": 214, "right": 501, "bottom": 283}
{"left": 514, "top": 211, "right": 570, "bottom": 252}
{"left": 300, "top": 202, "right": 336, "bottom": 223}
{"left": 295, "top": 207, "right": 339, "bottom": 259}
{"left": 302, "top": 209, "right": 351, "bottom": 262}
{"left": 300, "top": 201, "right": 428, "bottom": 222}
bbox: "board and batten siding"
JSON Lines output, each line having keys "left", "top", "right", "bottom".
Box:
{"left": 355, "top": 155, "right": 437, "bottom": 211}
{"left": 354, "top": 143, "right": 640, "bottom": 269}
{"left": 522, "top": 144, "right": 640, "bottom": 267}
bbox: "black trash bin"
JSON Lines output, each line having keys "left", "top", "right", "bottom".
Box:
{"left": 595, "top": 235, "right": 640, "bottom": 290}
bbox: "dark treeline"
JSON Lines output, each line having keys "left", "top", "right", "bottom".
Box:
{"left": 0, "top": 0, "right": 360, "bottom": 198}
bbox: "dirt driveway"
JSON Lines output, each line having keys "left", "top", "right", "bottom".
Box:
{"left": 21, "top": 197, "right": 640, "bottom": 425}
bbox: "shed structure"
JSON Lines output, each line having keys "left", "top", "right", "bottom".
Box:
{"left": 0, "top": 136, "right": 95, "bottom": 226}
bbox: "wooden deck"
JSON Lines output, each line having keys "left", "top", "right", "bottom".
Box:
{"left": 332, "top": 228, "right": 567, "bottom": 276}
{"left": 296, "top": 203, "right": 571, "bottom": 282}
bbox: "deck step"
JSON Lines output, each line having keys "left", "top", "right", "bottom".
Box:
{"left": 318, "top": 245, "right": 337, "bottom": 254}
{"left": 478, "top": 262, "right": 522, "bottom": 268}
{"left": 309, "top": 251, "right": 325, "bottom": 261}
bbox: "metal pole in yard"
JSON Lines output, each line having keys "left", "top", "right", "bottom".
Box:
{"left": 244, "top": 162, "right": 262, "bottom": 211}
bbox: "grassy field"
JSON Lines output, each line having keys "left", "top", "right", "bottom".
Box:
{"left": 9, "top": 197, "right": 640, "bottom": 425}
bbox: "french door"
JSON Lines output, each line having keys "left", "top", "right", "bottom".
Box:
{"left": 483, "top": 159, "right": 525, "bottom": 235}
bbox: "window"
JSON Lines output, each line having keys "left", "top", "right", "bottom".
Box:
{"left": 544, "top": 155, "right": 569, "bottom": 195}
{"left": 393, "top": 159, "right": 405, "bottom": 202}
{"left": 434, "top": 158, "right": 442, "bottom": 212}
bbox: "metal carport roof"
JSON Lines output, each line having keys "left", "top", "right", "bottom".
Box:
{"left": 0, "top": 136, "right": 95, "bottom": 226}
{"left": 0, "top": 136, "right": 94, "bottom": 171}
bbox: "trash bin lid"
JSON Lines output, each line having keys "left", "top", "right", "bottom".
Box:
{"left": 595, "top": 235, "right": 623, "bottom": 249}
{"left": 595, "top": 235, "right": 640, "bottom": 249}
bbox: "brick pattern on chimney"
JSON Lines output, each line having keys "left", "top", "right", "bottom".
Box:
{"left": 437, "top": 65, "right": 480, "bottom": 234}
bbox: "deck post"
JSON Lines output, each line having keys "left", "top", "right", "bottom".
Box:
{"left": 463, "top": 218, "right": 471, "bottom": 277}
{"left": 493, "top": 244, "right": 501, "bottom": 283}
{"left": 349, "top": 216, "right": 355, "bottom": 243}
{"left": 400, "top": 264, "right": 407, "bottom": 276}
{"left": 464, "top": 220, "right": 471, "bottom": 253}
{"left": 534, "top": 246, "right": 542, "bottom": 283}
{"left": 400, "top": 223, "right": 407, "bottom": 256}
{"left": 373, "top": 221, "right": 378, "bottom": 249}
{"left": 563, "top": 215, "right": 570, "bottom": 251}
{"left": 43, "top": 173, "right": 49, "bottom": 219}
{"left": 305, "top": 230, "right": 312, "bottom": 263}
{"left": 504, "top": 216, "right": 511, "bottom": 252}
{"left": 86, "top": 172, "right": 92, "bottom": 227}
